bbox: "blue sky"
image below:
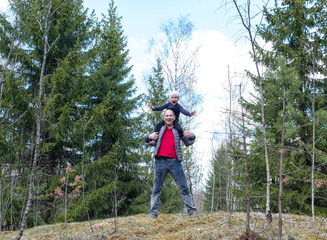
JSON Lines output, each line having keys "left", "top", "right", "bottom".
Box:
{"left": 84, "top": 0, "right": 236, "bottom": 40}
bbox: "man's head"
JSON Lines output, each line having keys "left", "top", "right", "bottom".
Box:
{"left": 164, "top": 109, "right": 176, "bottom": 128}
{"left": 169, "top": 91, "right": 179, "bottom": 106}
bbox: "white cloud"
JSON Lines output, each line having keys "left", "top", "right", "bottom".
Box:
{"left": 0, "top": 0, "right": 9, "bottom": 12}
{"left": 188, "top": 30, "right": 255, "bottom": 176}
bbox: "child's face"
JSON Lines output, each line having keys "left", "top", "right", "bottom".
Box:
{"left": 170, "top": 95, "right": 179, "bottom": 105}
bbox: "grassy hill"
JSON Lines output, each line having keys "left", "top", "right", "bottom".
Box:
{"left": 0, "top": 212, "right": 326, "bottom": 239}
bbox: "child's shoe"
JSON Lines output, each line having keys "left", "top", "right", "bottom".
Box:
{"left": 149, "top": 140, "right": 157, "bottom": 146}
{"left": 180, "top": 136, "right": 193, "bottom": 146}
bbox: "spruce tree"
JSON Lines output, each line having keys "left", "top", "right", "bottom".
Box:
{"left": 68, "top": 0, "right": 142, "bottom": 219}
{"left": 0, "top": 0, "right": 96, "bottom": 227}
{"left": 244, "top": 0, "right": 327, "bottom": 215}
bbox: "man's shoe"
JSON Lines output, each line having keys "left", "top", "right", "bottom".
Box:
{"left": 189, "top": 212, "right": 197, "bottom": 216}
{"left": 149, "top": 215, "right": 157, "bottom": 220}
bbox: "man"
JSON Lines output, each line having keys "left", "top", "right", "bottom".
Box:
{"left": 145, "top": 109, "right": 197, "bottom": 218}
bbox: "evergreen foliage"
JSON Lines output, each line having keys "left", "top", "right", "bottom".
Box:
{"left": 204, "top": 144, "right": 230, "bottom": 212}
{"left": 204, "top": 0, "right": 327, "bottom": 217}
{"left": 2, "top": 0, "right": 327, "bottom": 232}
{"left": 0, "top": 0, "right": 143, "bottom": 229}
{"left": 253, "top": 0, "right": 327, "bottom": 216}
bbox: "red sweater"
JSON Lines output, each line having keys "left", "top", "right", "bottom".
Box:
{"left": 157, "top": 126, "right": 177, "bottom": 159}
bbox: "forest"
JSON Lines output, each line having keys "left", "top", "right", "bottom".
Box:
{"left": 0, "top": 0, "right": 327, "bottom": 239}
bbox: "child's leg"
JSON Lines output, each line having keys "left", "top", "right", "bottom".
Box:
{"left": 154, "top": 119, "right": 165, "bottom": 133}
{"left": 173, "top": 120, "right": 184, "bottom": 138}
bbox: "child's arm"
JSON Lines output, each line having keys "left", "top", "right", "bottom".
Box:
{"left": 178, "top": 104, "right": 196, "bottom": 117}
{"left": 149, "top": 102, "right": 169, "bottom": 111}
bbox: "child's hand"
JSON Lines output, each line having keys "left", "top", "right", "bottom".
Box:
{"left": 184, "top": 130, "right": 195, "bottom": 139}
{"left": 149, "top": 132, "right": 158, "bottom": 140}
{"left": 149, "top": 103, "right": 155, "bottom": 110}
{"left": 190, "top": 111, "right": 196, "bottom": 116}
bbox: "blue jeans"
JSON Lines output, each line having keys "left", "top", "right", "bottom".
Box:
{"left": 149, "top": 158, "right": 197, "bottom": 218}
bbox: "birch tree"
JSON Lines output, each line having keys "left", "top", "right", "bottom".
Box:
{"left": 16, "top": 0, "right": 67, "bottom": 238}
{"left": 239, "top": 84, "right": 251, "bottom": 234}
{"left": 311, "top": 70, "right": 316, "bottom": 222}
{"left": 231, "top": 0, "right": 272, "bottom": 220}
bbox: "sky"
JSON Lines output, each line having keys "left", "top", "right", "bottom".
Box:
{"left": 0, "top": 0, "right": 260, "bottom": 178}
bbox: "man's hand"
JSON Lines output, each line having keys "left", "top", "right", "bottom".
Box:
{"left": 183, "top": 130, "right": 195, "bottom": 139}
{"left": 149, "top": 103, "right": 155, "bottom": 111}
{"left": 148, "top": 132, "right": 159, "bottom": 140}
{"left": 190, "top": 111, "right": 196, "bottom": 117}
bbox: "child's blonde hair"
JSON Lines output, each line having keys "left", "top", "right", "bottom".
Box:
{"left": 170, "top": 90, "right": 179, "bottom": 97}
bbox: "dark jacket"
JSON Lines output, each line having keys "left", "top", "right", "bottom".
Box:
{"left": 145, "top": 125, "right": 195, "bottom": 162}
{"left": 153, "top": 102, "right": 190, "bottom": 121}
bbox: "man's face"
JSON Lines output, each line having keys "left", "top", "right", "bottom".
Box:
{"left": 170, "top": 95, "right": 179, "bottom": 105}
{"left": 164, "top": 109, "right": 175, "bottom": 127}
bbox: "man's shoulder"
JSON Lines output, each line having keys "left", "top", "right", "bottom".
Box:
{"left": 171, "top": 128, "right": 181, "bottom": 138}
{"left": 159, "top": 125, "right": 167, "bottom": 132}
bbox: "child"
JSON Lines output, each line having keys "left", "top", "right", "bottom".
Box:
{"left": 148, "top": 90, "right": 196, "bottom": 146}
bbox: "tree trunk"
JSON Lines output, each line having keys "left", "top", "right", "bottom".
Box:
{"left": 227, "top": 65, "right": 236, "bottom": 213}
{"left": 0, "top": 180, "right": 2, "bottom": 232}
{"left": 240, "top": 84, "right": 250, "bottom": 232}
{"left": 82, "top": 118, "right": 94, "bottom": 232}
{"left": 278, "top": 84, "right": 286, "bottom": 239}
{"left": 11, "top": 171, "right": 14, "bottom": 231}
{"left": 232, "top": 0, "right": 271, "bottom": 219}
{"left": 311, "top": 75, "right": 316, "bottom": 222}
{"left": 210, "top": 158, "right": 215, "bottom": 212}
{"left": 15, "top": 1, "right": 53, "bottom": 239}
{"left": 64, "top": 175, "right": 68, "bottom": 226}
{"left": 114, "top": 143, "right": 120, "bottom": 233}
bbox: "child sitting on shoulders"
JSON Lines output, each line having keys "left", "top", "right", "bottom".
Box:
{"left": 148, "top": 90, "right": 196, "bottom": 146}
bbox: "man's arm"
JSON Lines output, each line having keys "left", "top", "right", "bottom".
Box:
{"left": 145, "top": 132, "right": 159, "bottom": 143}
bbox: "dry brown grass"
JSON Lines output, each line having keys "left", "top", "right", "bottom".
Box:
{"left": 0, "top": 212, "right": 326, "bottom": 240}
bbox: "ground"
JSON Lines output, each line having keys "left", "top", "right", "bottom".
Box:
{"left": 0, "top": 212, "right": 326, "bottom": 239}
